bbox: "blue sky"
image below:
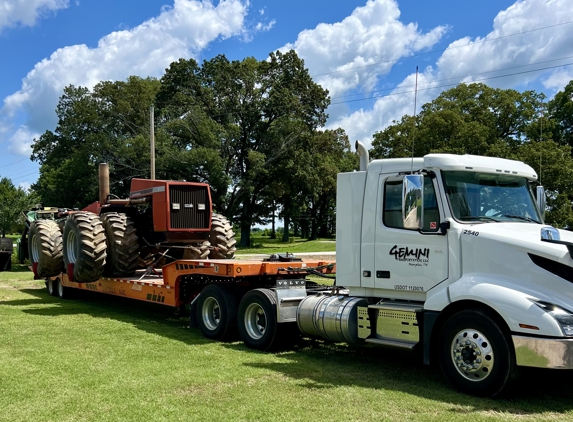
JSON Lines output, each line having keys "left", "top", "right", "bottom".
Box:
{"left": 1, "top": 0, "right": 572, "bottom": 191}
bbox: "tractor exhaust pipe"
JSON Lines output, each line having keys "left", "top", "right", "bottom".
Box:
{"left": 355, "top": 141, "right": 369, "bottom": 171}
{"left": 99, "top": 163, "right": 110, "bottom": 206}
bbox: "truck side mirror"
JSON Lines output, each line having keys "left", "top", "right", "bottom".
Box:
{"left": 536, "top": 186, "right": 546, "bottom": 221}
{"left": 402, "top": 175, "right": 423, "bottom": 230}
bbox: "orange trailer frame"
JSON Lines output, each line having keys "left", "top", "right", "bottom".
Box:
{"left": 47, "top": 259, "right": 336, "bottom": 308}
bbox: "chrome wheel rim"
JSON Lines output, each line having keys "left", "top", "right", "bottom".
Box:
{"left": 451, "top": 328, "right": 494, "bottom": 382}
{"left": 244, "top": 302, "right": 266, "bottom": 340}
{"left": 47, "top": 279, "right": 54, "bottom": 295}
{"left": 66, "top": 230, "right": 78, "bottom": 263}
{"left": 202, "top": 297, "right": 221, "bottom": 331}
{"left": 31, "top": 234, "right": 40, "bottom": 263}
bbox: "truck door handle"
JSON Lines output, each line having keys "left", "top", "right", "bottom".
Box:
{"left": 376, "top": 271, "right": 390, "bottom": 279}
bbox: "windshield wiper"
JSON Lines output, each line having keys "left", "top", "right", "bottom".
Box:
{"left": 458, "top": 216, "right": 499, "bottom": 222}
{"left": 501, "top": 214, "right": 541, "bottom": 224}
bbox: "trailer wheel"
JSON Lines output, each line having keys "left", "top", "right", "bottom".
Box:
{"left": 209, "top": 214, "right": 237, "bottom": 259}
{"left": 183, "top": 241, "right": 211, "bottom": 260}
{"left": 438, "top": 309, "right": 517, "bottom": 397}
{"left": 63, "top": 212, "right": 107, "bottom": 283}
{"left": 100, "top": 212, "right": 139, "bottom": 276}
{"left": 196, "top": 285, "right": 237, "bottom": 340}
{"left": 46, "top": 279, "right": 57, "bottom": 296}
{"left": 55, "top": 278, "right": 70, "bottom": 299}
{"left": 28, "top": 220, "right": 63, "bottom": 277}
{"left": 238, "top": 288, "right": 286, "bottom": 351}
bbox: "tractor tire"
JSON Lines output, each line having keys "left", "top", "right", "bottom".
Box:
{"left": 209, "top": 213, "right": 236, "bottom": 259}
{"left": 183, "top": 240, "right": 210, "bottom": 260}
{"left": 100, "top": 212, "right": 139, "bottom": 276}
{"left": 63, "top": 212, "right": 107, "bottom": 283}
{"left": 28, "top": 220, "right": 63, "bottom": 277}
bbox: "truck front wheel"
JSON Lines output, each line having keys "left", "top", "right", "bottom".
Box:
{"left": 438, "top": 309, "right": 516, "bottom": 397}
{"left": 196, "top": 285, "right": 237, "bottom": 341}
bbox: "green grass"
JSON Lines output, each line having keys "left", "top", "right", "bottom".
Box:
{"left": 236, "top": 235, "right": 336, "bottom": 255}
{"left": 2, "top": 272, "right": 573, "bottom": 421}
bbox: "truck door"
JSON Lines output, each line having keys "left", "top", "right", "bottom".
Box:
{"left": 374, "top": 174, "right": 448, "bottom": 293}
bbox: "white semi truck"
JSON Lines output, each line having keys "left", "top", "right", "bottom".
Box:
{"left": 257, "top": 141, "right": 572, "bottom": 398}
{"left": 40, "top": 141, "right": 573, "bottom": 397}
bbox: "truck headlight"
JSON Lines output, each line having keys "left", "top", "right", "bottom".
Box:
{"left": 532, "top": 300, "right": 573, "bottom": 336}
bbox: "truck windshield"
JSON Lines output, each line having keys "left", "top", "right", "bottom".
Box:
{"left": 442, "top": 171, "right": 541, "bottom": 223}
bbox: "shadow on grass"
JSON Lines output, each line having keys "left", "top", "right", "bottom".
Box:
{"left": 5, "top": 287, "right": 214, "bottom": 347}
{"left": 6, "top": 286, "right": 573, "bottom": 413}
{"left": 222, "top": 339, "right": 573, "bottom": 415}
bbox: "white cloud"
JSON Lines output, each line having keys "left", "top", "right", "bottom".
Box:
{"left": 1, "top": 0, "right": 251, "bottom": 156}
{"left": 280, "top": 0, "right": 448, "bottom": 99}
{"left": 0, "top": 0, "right": 69, "bottom": 30}
{"left": 325, "top": 0, "right": 573, "bottom": 149}
{"left": 7, "top": 126, "right": 38, "bottom": 156}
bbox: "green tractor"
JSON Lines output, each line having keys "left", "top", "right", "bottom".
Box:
{"left": 16, "top": 206, "right": 68, "bottom": 266}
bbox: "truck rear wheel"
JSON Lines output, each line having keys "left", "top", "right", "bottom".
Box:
{"left": 28, "top": 220, "right": 63, "bottom": 277}
{"left": 438, "top": 309, "right": 517, "bottom": 397}
{"left": 209, "top": 214, "right": 236, "bottom": 259}
{"left": 63, "top": 212, "right": 107, "bottom": 283}
{"left": 100, "top": 212, "right": 139, "bottom": 276}
{"left": 238, "top": 288, "right": 287, "bottom": 351}
{"left": 196, "top": 285, "right": 238, "bottom": 340}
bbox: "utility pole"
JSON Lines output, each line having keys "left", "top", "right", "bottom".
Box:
{"left": 150, "top": 105, "right": 155, "bottom": 180}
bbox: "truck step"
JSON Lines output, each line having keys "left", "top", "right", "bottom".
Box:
{"left": 365, "top": 338, "right": 417, "bottom": 350}
{"left": 368, "top": 302, "right": 424, "bottom": 313}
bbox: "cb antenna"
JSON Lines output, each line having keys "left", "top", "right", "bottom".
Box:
{"left": 410, "top": 65, "right": 419, "bottom": 173}
{"left": 539, "top": 100, "right": 544, "bottom": 185}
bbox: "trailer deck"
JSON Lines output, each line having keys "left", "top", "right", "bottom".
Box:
{"left": 49, "top": 259, "right": 336, "bottom": 307}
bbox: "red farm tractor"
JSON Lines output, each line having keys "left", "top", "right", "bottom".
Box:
{"left": 26, "top": 164, "right": 236, "bottom": 282}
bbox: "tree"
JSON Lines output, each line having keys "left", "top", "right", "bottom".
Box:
{"left": 0, "top": 178, "right": 37, "bottom": 236}
{"left": 370, "top": 82, "right": 573, "bottom": 226}
{"left": 548, "top": 80, "right": 573, "bottom": 148}
{"left": 371, "top": 83, "right": 543, "bottom": 158}
{"left": 31, "top": 77, "right": 161, "bottom": 207}
{"left": 157, "top": 50, "right": 330, "bottom": 246}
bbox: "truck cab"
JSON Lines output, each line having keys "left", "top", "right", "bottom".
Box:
{"left": 335, "top": 145, "right": 573, "bottom": 396}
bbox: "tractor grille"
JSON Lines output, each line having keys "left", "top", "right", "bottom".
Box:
{"left": 169, "top": 185, "right": 210, "bottom": 230}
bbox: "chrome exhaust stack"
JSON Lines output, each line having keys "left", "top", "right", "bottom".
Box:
{"left": 355, "top": 141, "right": 369, "bottom": 171}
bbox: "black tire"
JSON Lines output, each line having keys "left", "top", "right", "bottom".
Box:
{"left": 209, "top": 214, "right": 237, "bottom": 259}
{"left": 183, "top": 240, "right": 211, "bottom": 260}
{"left": 100, "top": 212, "right": 139, "bottom": 276}
{"left": 196, "top": 284, "right": 238, "bottom": 340}
{"left": 63, "top": 212, "right": 107, "bottom": 283}
{"left": 45, "top": 279, "right": 57, "bottom": 296}
{"left": 238, "top": 288, "right": 286, "bottom": 351}
{"left": 28, "top": 220, "right": 63, "bottom": 277}
{"left": 438, "top": 308, "right": 517, "bottom": 397}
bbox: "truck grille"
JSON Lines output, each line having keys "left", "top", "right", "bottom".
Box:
{"left": 169, "top": 185, "right": 210, "bottom": 230}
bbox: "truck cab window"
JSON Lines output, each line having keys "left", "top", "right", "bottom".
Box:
{"left": 383, "top": 176, "right": 440, "bottom": 232}
{"left": 443, "top": 171, "right": 541, "bottom": 223}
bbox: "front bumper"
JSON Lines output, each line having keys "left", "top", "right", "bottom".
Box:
{"left": 513, "top": 335, "right": 573, "bottom": 368}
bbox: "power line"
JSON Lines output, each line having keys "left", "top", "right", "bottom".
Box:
{"left": 329, "top": 61, "right": 573, "bottom": 107}
{"left": 311, "top": 20, "right": 573, "bottom": 78}
{"left": 8, "top": 170, "right": 39, "bottom": 182}
{"left": 0, "top": 158, "right": 29, "bottom": 170}
{"left": 330, "top": 55, "right": 573, "bottom": 101}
